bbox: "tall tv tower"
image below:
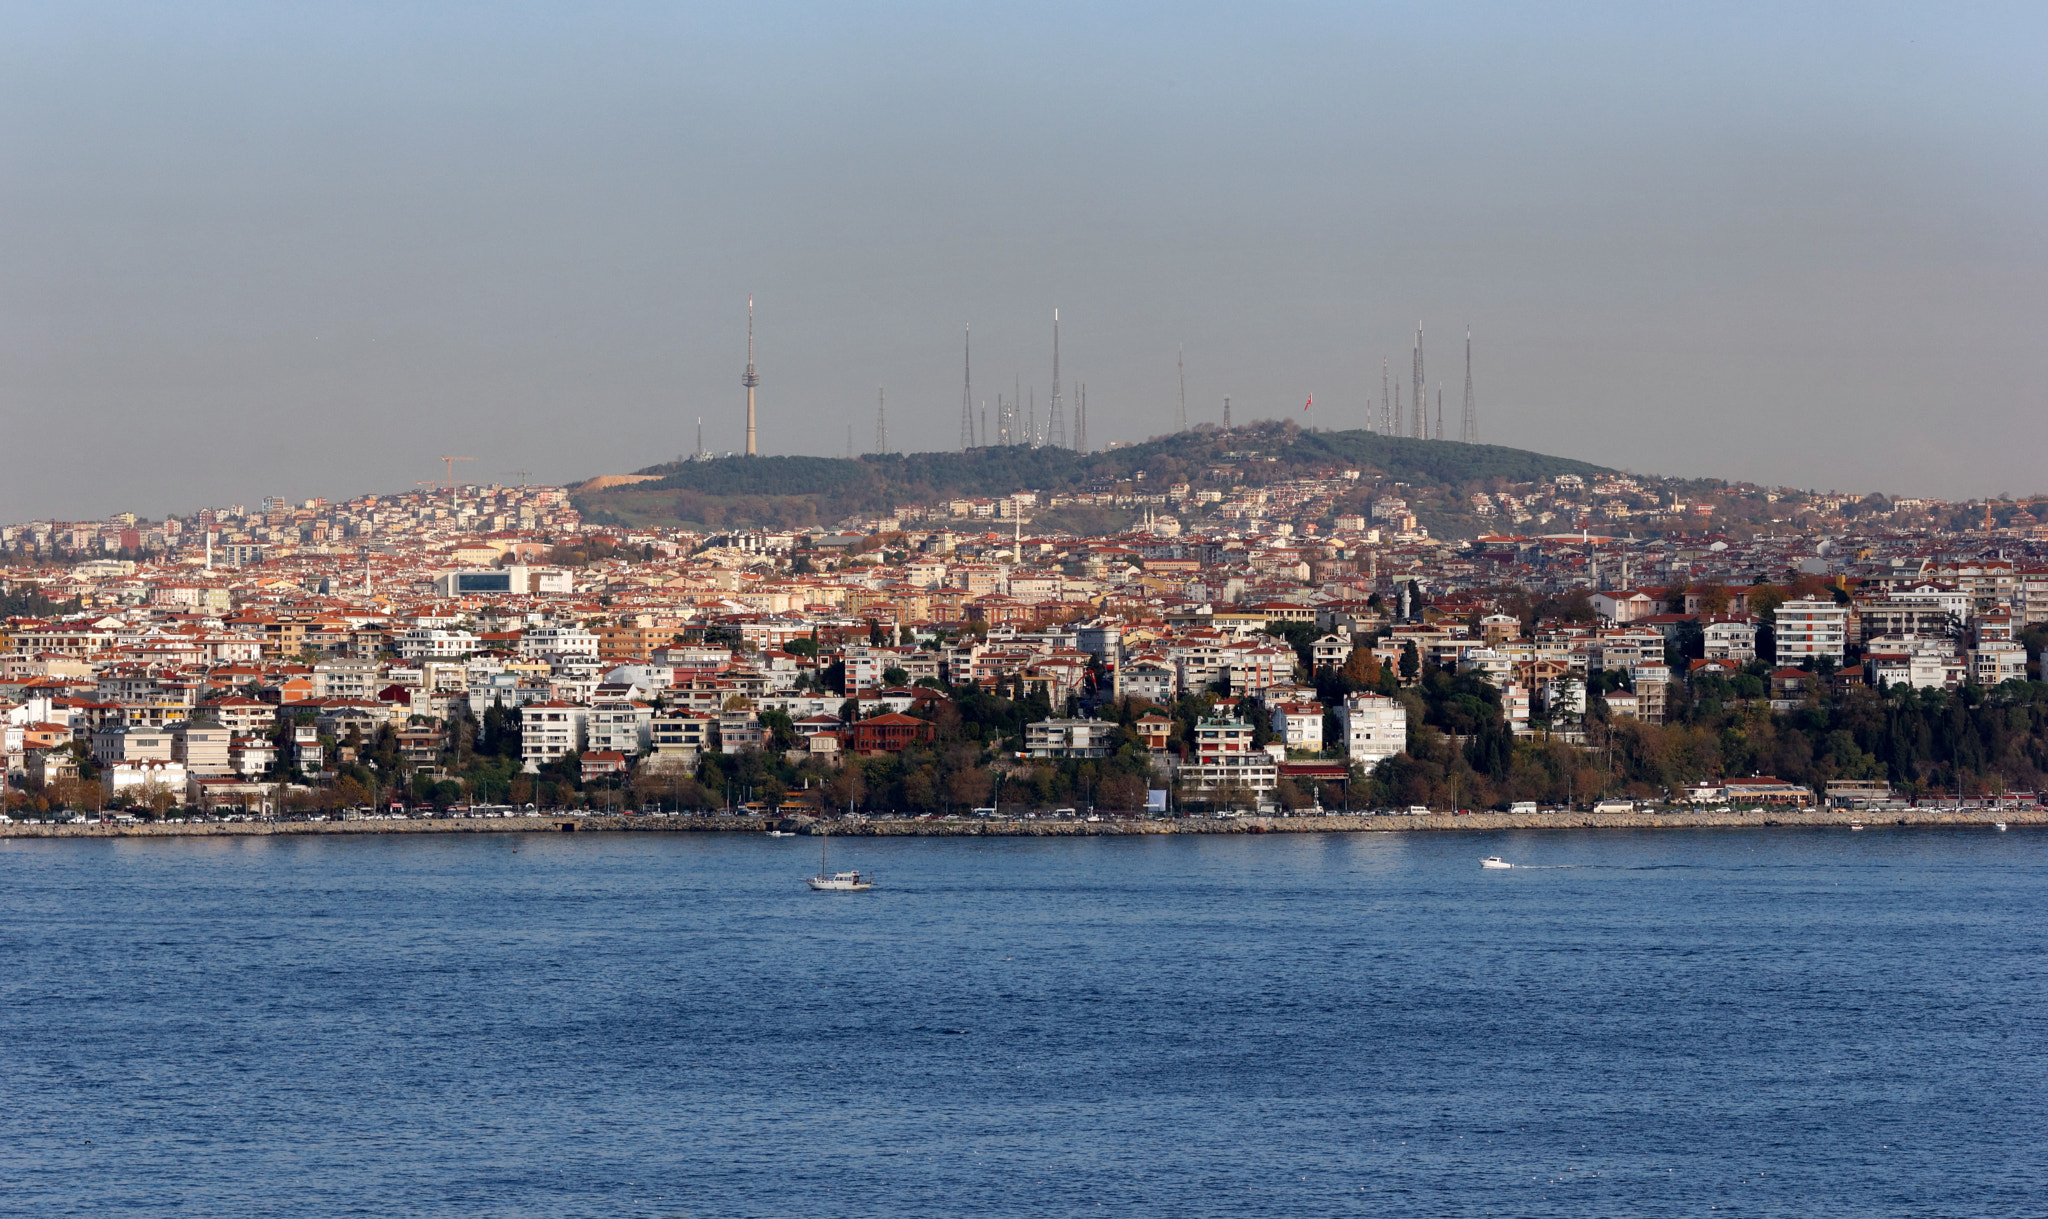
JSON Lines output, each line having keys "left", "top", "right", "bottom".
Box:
{"left": 742, "top": 297, "right": 759, "bottom": 456}
{"left": 1411, "top": 322, "right": 1425, "bottom": 440}
{"left": 875, "top": 387, "right": 887, "bottom": 454}
{"left": 1461, "top": 326, "right": 1478, "bottom": 443}
{"left": 1223, "top": 395, "right": 1232, "bottom": 434}
{"left": 1048, "top": 309, "right": 1066, "bottom": 449}
{"left": 960, "top": 324, "right": 974, "bottom": 451}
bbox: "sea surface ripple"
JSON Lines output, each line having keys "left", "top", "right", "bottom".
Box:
{"left": 3, "top": 826, "right": 2044, "bottom": 1217}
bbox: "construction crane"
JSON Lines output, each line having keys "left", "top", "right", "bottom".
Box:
{"left": 438, "top": 456, "right": 475, "bottom": 488}
{"left": 502, "top": 469, "right": 532, "bottom": 487}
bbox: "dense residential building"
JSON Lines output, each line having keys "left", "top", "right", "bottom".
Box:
{"left": 1773, "top": 600, "right": 1849, "bottom": 667}
{"left": 1025, "top": 718, "right": 1116, "bottom": 759}
{"left": 1336, "top": 695, "right": 1407, "bottom": 768}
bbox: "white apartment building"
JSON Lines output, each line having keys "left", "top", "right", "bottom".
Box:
{"left": 1114, "top": 659, "right": 1177, "bottom": 705}
{"left": 518, "top": 625, "right": 599, "bottom": 661}
{"left": 103, "top": 759, "right": 188, "bottom": 802}
{"left": 395, "top": 628, "right": 480, "bottom": 660}
{"left": 520, "top": 701, "right": 588, "bottom": 769}
{"left": 585, "top": 700, "right": 654, "bottom": 754}
{"left": 845, "top": 645, "right": 918, "bottom": 692}
{"left": 312, "top": 659, "right": 382, "bottom": 700}
{"left": 1867, "top": 648, "right": 1954, "bottom": 691}
{"left": 1971, "top": 641, "right": 2028, "bottom": 686}
{"left": 649, "top": 711, "right": 714, "bottom": 761}
{"left": 1178, "top": 716, "right": 1279, "bottom": 799}
{"left": 1773, "top": 600, "right": 1849, "bottom": 666}
{"left": 1336, "top": 694, "right": 1407, "bottom": 768}
{"left": 1501, "top": 681, "right": 1533, "bottom": 735}
{"left": 170, "top": 721, "right": 233, "bottom": 777}
{"left": 90, "top": 725, "right": 174, "bottom": 766}
{"left": 1701, "top": 619, "right": 1758, "bottom": 661}
{"left": 1269, "top": 701, "right": 1325, "bottom": 751}
{"left": 1025, "top": 718, "right": 1117, "bottom": 759}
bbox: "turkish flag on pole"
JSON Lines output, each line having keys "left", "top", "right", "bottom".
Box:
{"left": 1303, "top": 394, "right": 1313, "bottom": 411}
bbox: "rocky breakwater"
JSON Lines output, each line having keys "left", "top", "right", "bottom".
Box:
{"left": 790, "top": 806, "right": 2046, "bottom": 836}
{"left": 0, "top": 814, "right": 768, "bottom": 839}
{"left": 5, "top": 807, "right": 2036, "bottom": 841}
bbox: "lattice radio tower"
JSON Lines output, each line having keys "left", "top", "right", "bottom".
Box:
{"left": 1460, "top": 326, "right": 1478, "bottom": 443}
{"left": 1048, "top": 309, "right": 1066, "bottom": 448}
{"left": 1411, "top": 322, "right": 1426, "bottom": 439}
{"left": 960, "top": 324, "right": 974, "bottom": 450}
{"left": 875, "top": 387, "right": 888, "bottom": 454}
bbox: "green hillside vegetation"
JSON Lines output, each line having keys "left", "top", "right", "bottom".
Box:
{"left": 575, "top": 421, "right": 1616, "bottom": 532}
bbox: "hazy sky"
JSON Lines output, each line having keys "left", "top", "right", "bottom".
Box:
{"left": 4, "top": 2, "right": 2045, "bottom": 521}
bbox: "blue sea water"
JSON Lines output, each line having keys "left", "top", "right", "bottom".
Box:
{"left": 2, "top": 826, "right": 2045, "bottom": 1217}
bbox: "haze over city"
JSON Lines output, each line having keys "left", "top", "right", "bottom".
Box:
{"left": 4, "top": 1, "right": 2044, "bottom": 521}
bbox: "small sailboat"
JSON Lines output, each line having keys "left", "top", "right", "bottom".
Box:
{"left": 1481, "top": 856, "right": 1513, "bottom": 869}
{"left": 806, "top": 833, "right": 874, "bottom": 892}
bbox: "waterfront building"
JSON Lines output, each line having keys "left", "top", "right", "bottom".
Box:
{"left": 1177, "top": 715, "right": 1279, "bottom": 802}
{"left": 1025, "top": 718, "right": 1116, "bottom": 759}
{"left": 1335, "top": 694, "right": 1406, "bottom": 768}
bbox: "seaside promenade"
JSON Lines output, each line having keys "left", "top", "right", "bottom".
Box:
{"left": 2, "top": 806, "right": 2035, "bottom": 840}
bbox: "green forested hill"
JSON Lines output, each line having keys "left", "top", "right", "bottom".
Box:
{"left": 574, "top": 421, "right": 1615, "bottom": 530}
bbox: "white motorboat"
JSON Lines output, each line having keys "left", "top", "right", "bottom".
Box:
{"left": 806, "top": 835, "right": 874, "bottom": 891}
{"left": 767, "top": 830, "right": 796, "bottom": 837}
{"left": 807, "top": 869, "right": 875, "bottom": 892}
{"left": 1481, "top": 856, "right": 1512, "bottom": 869}
{"left": 1996, "top": 822, "right": 2008, "bottom": 832}
{"left": 1850, "top": 822, "right": 1865, "bottom": 831}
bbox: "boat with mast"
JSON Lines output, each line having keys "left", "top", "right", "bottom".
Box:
{"left": 806, "top": 831, "right": 874, "bottom": 892}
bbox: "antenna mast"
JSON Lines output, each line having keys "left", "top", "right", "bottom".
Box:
{"left": 1223, "top": 395, "right": 1232, "bottom": 434}
{"left": 1461, "top": 325, "right": 1477, "bottom": 443}
{"left": 1048, "top": 309, "right": 1065, "bottom": 449}
{"left": 742, "top": 297, "right": 759, "bottom": 456}
{"left": 960, "top": 323, "right": 974, "bottom": 450}
{"left": 875, "top": 388, "right": 887, "bottom": 454}
{"left": 1412, "top": 322, "right": 1425, "bottom": 440}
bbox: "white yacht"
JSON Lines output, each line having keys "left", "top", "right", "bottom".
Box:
{"left": 1481, "top": 856, "right": 1513, "bottom": 869}
{"left": 806, "top": 836, "right": 874, "bottom": 891}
